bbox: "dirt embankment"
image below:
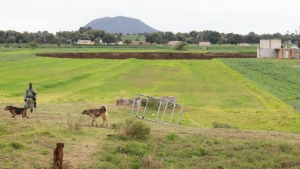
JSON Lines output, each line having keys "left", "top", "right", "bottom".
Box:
{"left": 36, "top": 52, "right": 256, "bottom": 59}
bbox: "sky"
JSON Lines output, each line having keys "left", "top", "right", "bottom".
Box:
{"left": 1, "top": 0, "right": 300, "bottom": 35}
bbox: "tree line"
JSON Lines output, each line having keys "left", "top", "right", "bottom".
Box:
{"left": 0, "top": 27, "right": 122, "bottom": 45}
{"left": 144, "top": 31, "right": 300, "bottom": 45}
{"left": 0, "top": 28, "right": 299, "bottom": 46}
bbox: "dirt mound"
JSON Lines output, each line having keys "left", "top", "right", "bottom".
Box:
{"left": 36, "top": 52, "right": 256, "bottom": 60}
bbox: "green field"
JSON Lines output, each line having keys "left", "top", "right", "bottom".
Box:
{"left": 1, "top": 47, "right": 300, "bottom": 168}
{"left": 0, "top": 42, "right": 258, "bottom": 54}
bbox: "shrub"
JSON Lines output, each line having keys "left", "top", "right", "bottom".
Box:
{"left": 174, "top": 42, "right": 187, "bottom": 50}
{"left": 28, "top": 41, "right": 38, "bottom": 49}
{"left": 116, "top": 118, "right": 151, "bottom": 140}
{"left": 166, "top": 132, "right": 179, "bottom": 141}
{"left": 5, "top": 44, "right": 9, "bottom": 48}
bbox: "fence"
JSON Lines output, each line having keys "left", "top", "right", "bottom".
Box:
{"left": 130, "top": 94, "right": 183, "bottom": 125}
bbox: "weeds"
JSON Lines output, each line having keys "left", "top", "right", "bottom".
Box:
{"left": 10, "top": 142, "right": 25, "bottom": 149}
{"left": 166, "top": 132, "right": 179, "bottom": 141}
{"left": 141, "top": 153, "right": 164, "bottom": 168}
{"left": 67, "top": 114, "right": 83, "bottom": 133}
{"left": 113, "top": 118, "right": 151, "bottom": 140}
{"left": 213, "top": 122, "right": 234, "bottom": 129}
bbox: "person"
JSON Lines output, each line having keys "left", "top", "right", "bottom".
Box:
{"left": 24, "top": 82, "right": 37, "bottom": 113}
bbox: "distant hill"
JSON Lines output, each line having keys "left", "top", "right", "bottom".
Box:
{"left": 84, "top": 16, "right": 158, "bottom": 34}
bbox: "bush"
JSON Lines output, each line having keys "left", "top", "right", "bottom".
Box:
{"left": 166, "top": 132, "right": 179, "bottom": 141}
{"left": 174, "top": 42, "right": 187, "bottom": 50}
{"left": 116, "top": 118, "right": 151, "bottom": 140}
{"left": 28, "top": 41, "right": 38, "bottom": 49}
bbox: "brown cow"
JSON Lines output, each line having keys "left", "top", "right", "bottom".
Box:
{"left": 82, "top": 105, "right": 108, "bottom": 127}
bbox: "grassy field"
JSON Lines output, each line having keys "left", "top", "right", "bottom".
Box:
{"left": 1, "top": 48, "right": 300, "bottom": 168}
{"left": 1, "top": 42, "right": 258, "bottom": 54}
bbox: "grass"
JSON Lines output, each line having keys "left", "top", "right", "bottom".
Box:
{"left": 0, "top": 42, "right": 257, "bottom": 56}
{"left": 220, "top": 58, "right": 300, "bottom": 111}
{"left": 0, "top": 48, "right": 299, "bottom": 132}
{"left": 1, "top": 47, "right": 300, "bottom": 168}
{"left": 1, "top": 103, "right": 300, "bottom": 168}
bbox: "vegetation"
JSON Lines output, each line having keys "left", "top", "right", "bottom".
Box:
{"left": 1, "top": 104, "right": 300, "bottom": 168}
{"left": 174, "top": 42, "right": 187, "bottom": 50}
{"left": 123, "top": 39, "right": 132, "bottom": 45}
{"left": 28, "top": 41, "right": 38, "bottom": 49}
{"left": 1, "top": 48, "right": 300, "bottom": 168}
{"left": 0, "top": 48, "right": 299, "bottom": 131}
{"left": 221, "top": 58, "right": 300, "bottom": 111}
{"left": 1, "top": 28, "right": 299, "bottom": 46}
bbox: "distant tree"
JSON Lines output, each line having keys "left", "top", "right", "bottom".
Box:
{"left": 272, "top": 32, "right": 282, "bottom": 39}
{"left": 200, "top": 30, "right": 221, "bottom": 44}
{"left": 102, "top": 33, "right": 116, "bottom": 43}
{"left": 165, "top": 31, "right": 177, "bottom": 41}
{"left": 135, "top": 38, "right": 140, "bottom": 41}
{"left": 28, "top": 41, "right": 38, "bottom": 49}
{"left": 189, "top": 30, "right": 198, "bottom": 44}
{"left": 6, "top": 36, "right": 16, "bottom": 43}
{"left": 66, "top": 39, "right": 72, "bottom": 44}
{"left": 226, "top": 33, "right": 241, "bottom": 45}
{"left": 124, "top": 39, "right": 132, "bottom": 45}
{"left": 242, "top": 32, "right": 259, "bottom": 43}
{"left": 85, "top": 30, "right": 105, "bottom": 41}
{"left": 117, "top": 32, "right": 123, "bottom": 41}
{"left": 56, "top": 39, "right": 62, "bottom": 46}
{"left": 42, "top": 31, "right": 49, "bottom": 35}
{"left": 176, "top": 32, "right": 187, "bottom": 42}
{"left": 79, "top": 26, "right": 92, "bottom": 34}
{"left": 0, "top": 37, "right": 5, "bottom": 43}
{"left": 145, "top": 32, "right": 164, "bottom": 44}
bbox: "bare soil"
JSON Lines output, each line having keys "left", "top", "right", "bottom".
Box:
{"left": 36, "top": 52, "right": 256, "bottom": 60}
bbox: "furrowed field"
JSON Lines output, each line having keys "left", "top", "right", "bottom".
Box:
{"left": 1, "top": 47, "right": 300, "bottom": 169}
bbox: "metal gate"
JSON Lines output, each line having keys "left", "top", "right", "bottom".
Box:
{"left": 130, "top": 94, "right": 183, "bottom": 125}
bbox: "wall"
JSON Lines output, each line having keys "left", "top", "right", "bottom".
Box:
{"left": 259, "top": 49, "right": 277, "bottom": 58}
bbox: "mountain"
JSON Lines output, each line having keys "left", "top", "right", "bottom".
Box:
{"left": 83, "top": 16, "right": 158, "bottom": 34}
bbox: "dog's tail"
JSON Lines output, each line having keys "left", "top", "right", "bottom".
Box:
{"left": 104, "top": 105, "right": 108, "bottom": 116}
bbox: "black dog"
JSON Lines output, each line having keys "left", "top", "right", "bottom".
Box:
{"left": 4, "top": 105, "right": 30, "bottom": 118}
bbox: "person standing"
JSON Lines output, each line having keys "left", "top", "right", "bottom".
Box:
{"left": 24, "top": 82, "right": 37, "bottom": 113}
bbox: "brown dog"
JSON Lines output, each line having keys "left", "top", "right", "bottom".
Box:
{"left": 4, "top": 105, "right": 30, "bottom": 118}
{"left": 82, "top": 105, "right": 108, "bottom": 127}
{"left": 53, "top": 143, "right": 64, "bottom": 169}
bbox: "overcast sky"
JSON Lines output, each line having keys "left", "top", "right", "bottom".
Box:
{"left": 1, "top": 0, "right": 300, "bottom": 35}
